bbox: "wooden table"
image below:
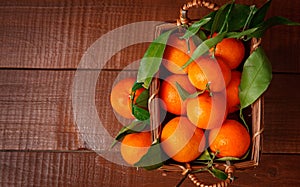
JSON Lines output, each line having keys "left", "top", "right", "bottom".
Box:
{"left": 1, "top": 0, "right": 299, "bottom": 186}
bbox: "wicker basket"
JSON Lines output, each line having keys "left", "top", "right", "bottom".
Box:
{"left": 148, "top": 1, "right": 264, "bottom": 186}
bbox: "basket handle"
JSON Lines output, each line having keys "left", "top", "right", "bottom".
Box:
{"left": 177, "top": 0, "right": 219, "bottom": 25}
{"left": 179, "top": 163, "right": 235, "bottom": 187}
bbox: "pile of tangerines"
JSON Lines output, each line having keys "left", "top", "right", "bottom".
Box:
{"left": 110, "top": 31, "right": 250, "bottom": 167}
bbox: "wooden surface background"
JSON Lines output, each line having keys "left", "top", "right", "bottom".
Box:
{"left": 1, "top": 0, "right": 300, "bottom": 186}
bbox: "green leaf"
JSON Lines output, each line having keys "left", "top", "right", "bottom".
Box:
{"left": 175, "top": 82, "right": 191, "bottom": 101}
{"left": 249, "top": 16, "right": 300, "bottom": 38}
{"left": 181, "top": 17, "right": 212, "bottom": 39}
{"left": 209, "top": 167, "right": 228, "bottom": 180}
{"left": 182, "top": 32, "right": 226, "bottom": 69}
{"left": 110, "top": 120, "right": 148, "bottom": 148}
{"left": 134, "top": 89, "right": 149, "bottom": 108}
{"left": 215, "top": 156, "right": 240, "bottom": 161}
{"left": 137, "top": 29, "right": 175, "bottom": 89}
{"left": 134, "top": 141, "right": 166, "bottom": 170}
{"left": 132, "top": 105, "right": 150, "bottom": 121}
{"left": 225, "top": 27, "right": 259, "bottom": 39}
{"left": 239, "top": 47, "right": 272, "bottom": 110}
{"left": 130, "top": 83, "right": 149, "bottom": 120}
{"left": 210, "top": 2, "right": 234, "bottom": 34}
{"left": 131, "top": 82, "right": 144, "bottom": 92}
{"left": 249, "top": 0, "right": 272, "bottom": 28}
{"left": 227, "top": 4, "right": 256, "bottom": 31}
{"left": 202, "top": 11, "right": 217, "bottom": 31}
{"left": 197, "top": 149, "right": 212, "bottom": 161}
{"left": 241, "top": 5, "right": 257, "bottom": 31}
{"left": 197, "top": 30, "right": 208, "bottom": 41}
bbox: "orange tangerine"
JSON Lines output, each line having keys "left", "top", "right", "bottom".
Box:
{"left": 162, "top": 32, "right": 196, "bottom": 74}
{"left": 186, "top": 92, "right": 227, "bottom": 129}
{"left": 209, "top": 120, "right": 250, "bottom": 158}
{"left": 159, "top": 74, "right": 196, "bottom": 115}
{"left": 120, "top": 132, "right": 152, "bottom": 165}
{"left": 226, "top": 71, "right": 242, "bottom": 113}
{"left": 160, "top": 117, "right": 206, "bottom": 163}
{"left": 187, "top": 56, "right": 231, "bottom": 92}
{"left": 212, "top": 35, "right": 245, "bottom": 69}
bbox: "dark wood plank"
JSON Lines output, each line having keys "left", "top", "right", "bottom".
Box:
{"left": 262, "top": 0, "right": 300, "bottom": 73}
{"left": 0, "top": 70, "right": 299, "bottom": 154}
{"left": 0, "top": 69, "right": 136, "bottom": 150}
{"left": 0, "top": 151, "right": 299, "bottom": 187}
{"left": 0, "top": 70, "right": 84, "bottom": 150}
{"left": 3, "top": 0, "right": 298, "bottom": 72}
{"left": 263, "top": 74, "right": 300, "bottom": 153}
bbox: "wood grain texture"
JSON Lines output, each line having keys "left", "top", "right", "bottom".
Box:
{"left": 0, "top": 70, "right": 299, "bottom": 154}
{"left": 262, "top": 0, "right": 300, "bottom": 73}
{"left": 263, "top": 74, "right": 300, "bottom": 153}
{"left": 1, "top": 1, "right": 300, "bottom": 186}
{"left": 0, "top": 69, "right": 136, "bottom": 150}
{"left": 0, "top": 70, "right": 84, "bottom": 150}
{"left": 0, "top": 151, "right": 299, "bottom": 187}
{"left": 2, "top": 0, "right": 298, "bottom": 72}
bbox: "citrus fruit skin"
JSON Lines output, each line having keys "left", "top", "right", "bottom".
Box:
{"left": 186, "top": 92, "right": 227, "bottom": 129}
{"left": 120, "top": 132, "right": 152, "bottom": 166}
{"left": 110, "top": 77, "right": 136, "bottom": 119}
{"left": 159, "top": 74, "right": 196, "bottom": 115}
{"left": 162, "top": 32, "right": 196, "bottom": 74}
{"left": 214, "top": 37, "right": 245, "bottom": 70}
{"left": 187, "top": 56, "right": 231, "bottom": 92}
{"left": 160, "top": 117, "right": 206, "bottom": 163}
{"left": 209, "top": 120, "right": 250, "bottom": 158}
{"left": 226, "top": 71, "right": 241, "bottom": 113}
{"left": 110, "top": 77, "right": 146, "bottom": 119}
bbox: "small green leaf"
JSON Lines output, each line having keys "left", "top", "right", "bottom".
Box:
{"left": 249, "top": 16, "right": 300, "bottom": 38}
{"left": 181, "top": 17, "right": 212, "bottom": 39}
{"left": 197, "top": 30, "right": 208, "bottom": 41}
{"left": 225, "top": 27, "right": 258, "bottom": 39}
{"left": 210, "top": 2, "right": 234, "bottom": 34}
{"left": 111, "top": 120, "right": 148, "bottom": 148}
{"left": 209, "top": 167, "right": 228, "bottom": 180}
{"left": 132, "top": 105, "right": 150, "bottom": 121}
{"left": 197, "top": 149, "right": 212, "bottom": 161}
{"left": 215, "top": 156, "right": 240, "bottom": 161}
{"left": 131, "top": 82, "right": 144, "bottom": 92}
{"left": 241, "top": 5, "right": 257, "bottom": 31}
{"left": 137, "top": 29, "right": 176, "bottom": 89}
{"left": 249, "top": 0, "right": 272, "bottom": 28}
{"left": 202, "top": 11, "right": 217, "bottom": 31}
{"left": 134, "top": 141, "right": 166, "bottom": 170}
{"left": 219, "top": 2, "right": 235, "bottom": 33}
{"left": 182, "top": 32, "right": 226, "bottom": 69}
{"left": 130, "top": 84, "right": 149, "bottom": 120}
{"left": 175, "top": 82, "right": 191, "bottom": 101}
{"left": 239, "top": 47, "right": 272, "bottom": 110}
{"left": 230, "top": 4, "right": 256, "bottom": 31}
{"left": 134, "top": 89, "right": 149, "bottom": 109}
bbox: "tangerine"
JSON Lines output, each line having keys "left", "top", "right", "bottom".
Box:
{"left": 213, "top": 36, "right": 245, "bottom": 69}
{"left": 159, "top": 74, "right": 196, "bottom": 115}
{"left": 186, "top": 92, "right": 227, "bottom": 129}
{"left": 120, "top": 132, "right": 152, "bottom": 165}
{"left": 110, "top": 77, "right": 145, "bottom": 119}
{"left": 160, "top": 117, "right": 206, "bottom": 163}
{"left": 226, "top": 71, "right": 241, "bottom": 113}
{"left": 110, "top": 77, "right": 135, "bottom": 119}
{"left": 162, "top": 32, "right": 196, "bottom": 74}
{"left": 209, "top": 119, "right": 250, "bottom": 158}
{"left": 187, "top": 56, "right": 231, "bottom": 92}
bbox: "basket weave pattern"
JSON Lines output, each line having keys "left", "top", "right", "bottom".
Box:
{"left": 148, "top": 1, "right": 264, "bottom": 186}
